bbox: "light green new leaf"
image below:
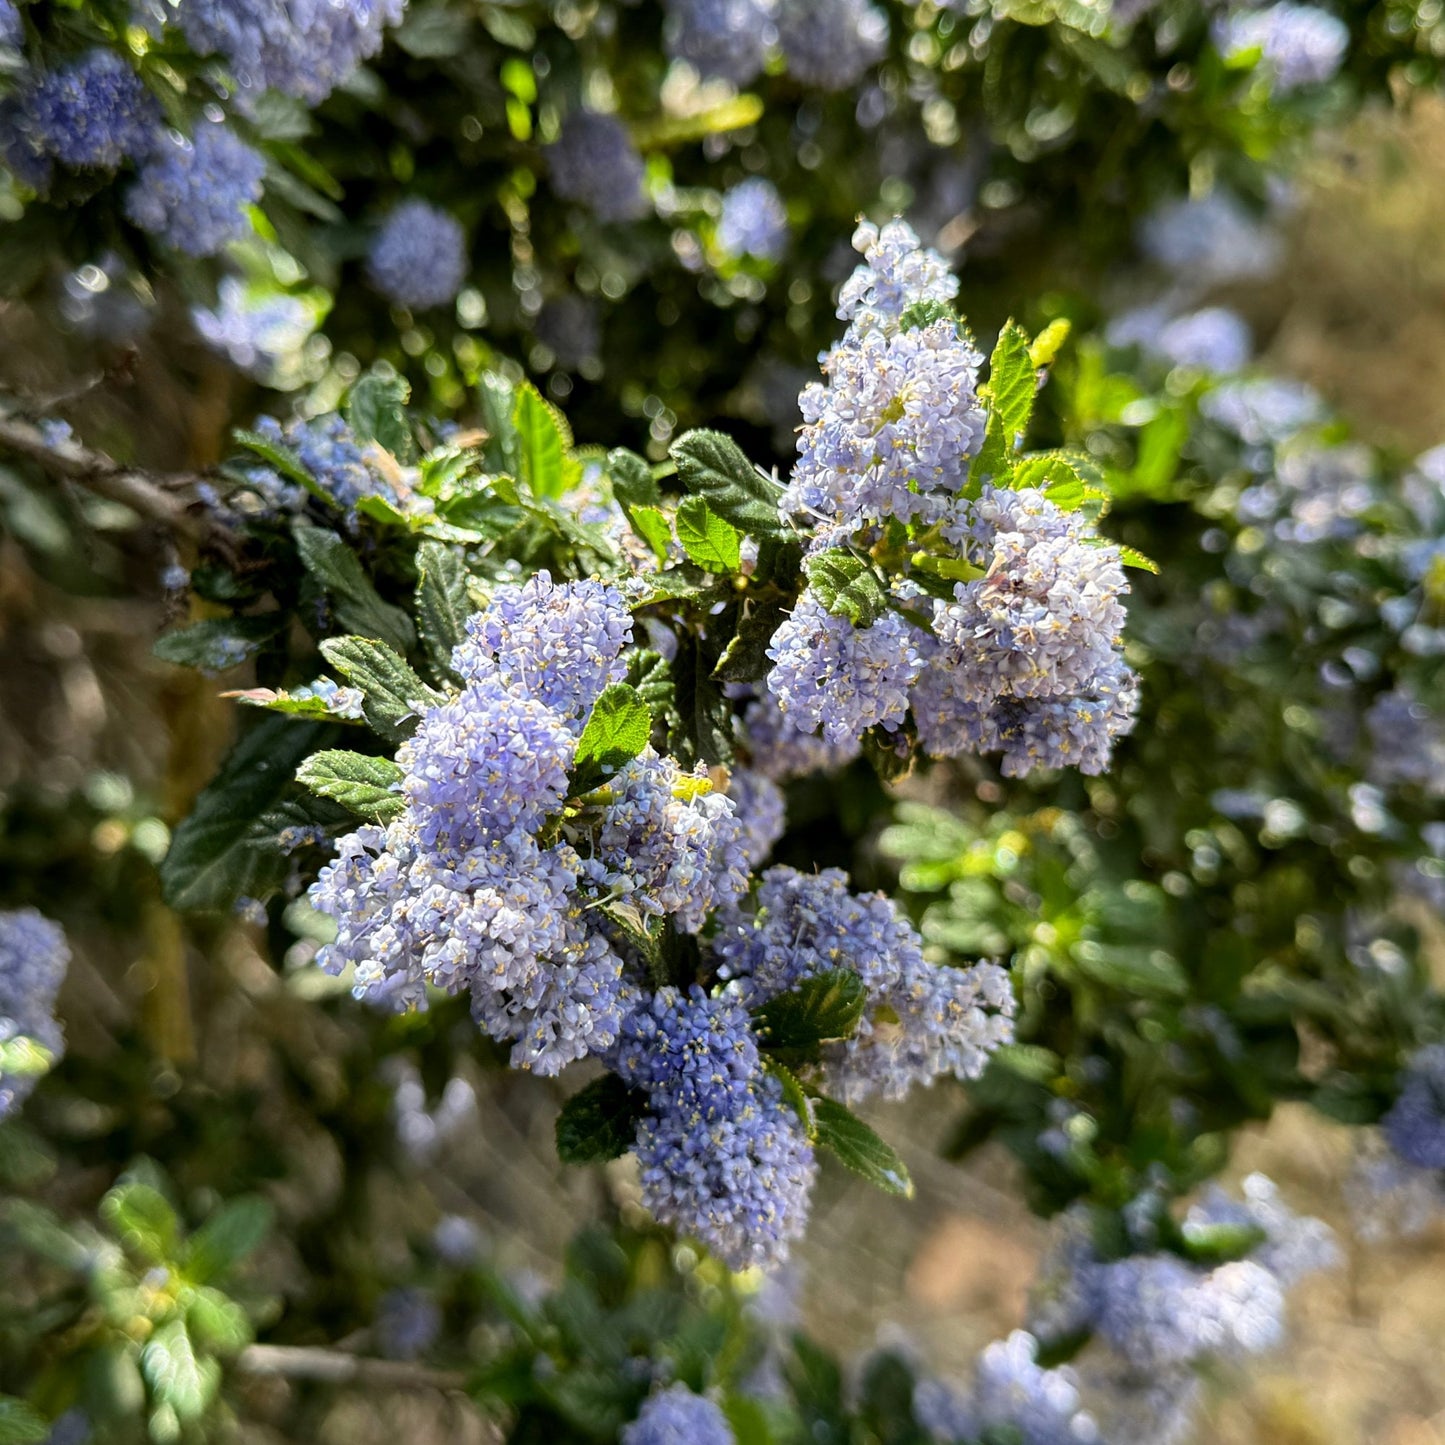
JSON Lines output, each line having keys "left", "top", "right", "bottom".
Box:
{"left": 514, "top": 381, "right": 576, "bottom": 500}
{"left": 675, "top": 496, "right": 742, "bottom": 573}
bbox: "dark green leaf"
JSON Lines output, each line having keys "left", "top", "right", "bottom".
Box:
{"left": 763, "top": 1057, "right": 815, "bottom": 1139}
{"left": 675, "top": 496, "right": 742, "bottom": 573}
{"left": 1071, "top": 942, "right": 1189, "bottom": 999}
{"left": 161, "top": 717, "right": 333, "bottom": 912}
{"left": 345, "top": 369, "right": 414, "bottom": 461}
{"left": 293, "top": 524, "right": 415, "bottom": 654}
{"left": 898, "top": 299, "right": 958, "bottom": 332}
{"left": 753, "top": 969, "right": 866, "bottom": 1061}
{"left": 811, "top": 1097, "right": 913, "bottom": 1198}
{"left": 231, "top": 428, "right": 329, "bottom": 504}
{"left": 554, "top": 1075, "right": 647, "bottom": 1165}
{"left": 296, "top": 751, "right": 405, "bottom": 822}
{"left": 671, "top": 429, "right": 785, "bottom": 538}
{"left": 319, "top": 636, "right": 439, "bottom": 741}
{"left": 606, "top": 447, "right": 660, "bottom": 512}
{"left": 712, "top": 602, "right": 785, "bottom": 685}
{"left": 415, "top": 540, "right": 471, "bottom": 679}
{"left": 153, "top": 616, "right": 284, "bottom": 674}
{"left": 668, "top": 639, "right": 734, "bottom": 767}
{"left": 185, "top": 1197, "right": 273, "bottom": 1284}
{"left": 804, "top": 550, "right": 888, "bottom": 628}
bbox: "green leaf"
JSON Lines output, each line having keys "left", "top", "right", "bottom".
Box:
{"left": 722, "top": 1394, "right": 776, "bottom": 1445}
{"left": 554, "top": 1074, "right": 647, "bottom": 1164}
{"left": 0, "top": 1398, "right": 48, "bottom": 1445}
{"left": 514, "top": 381, "right": 573, "bottom": 500}
{"left": 161, "top": 717, "right": 333, "bottom": 912}
{"left": 606, "top": 447, "right": 660, "bottom": 511}
{"left": 572, "top": 685, "right": 651, "bottom": 791}
{"left": 1071, "top": 942, "right": 1189, "bottom": 999}
{"left": 141, "top": 1321, "right": 213, "bottom": 1421}
{"left": 1128, "top": 404, "right": 1187, "bottom": 499}
{"left": 675, "top": 496, "right": 742, "bottom": 573}
{"left": 1012, "top": 453, "right": 1083, "bottom": 494}
{"left": 231, "top": 428, "right": 328, "bottom": 504}
{"left": 345, "top": 369, "right": 414, "bottom": 461}
{"left": 628, "top": 504, "right": 673, "bottom": 563}
{"left": 477, "top": 373, "right": 519, "bottom": 476}
{"left": 763, "top": 1057, "right": 815, "bottom": 1139}
{"left": 0, "top": 1035, "right": 55, "bottom": 1079}
{"left": 185, "top": 1196, "right": 273, "bottom": 1284}
{"left": 898, "top": 298, "right": 958, "bottom": 332}
{"left": 296, "top": 751, "right": 405, "bottom": 822}
{"left": 415, "top": 540, "right": 471, "bottom": 679}
{"left": 668, "top": 638, "right": 734, "bottom": 767}
{"left": 671, "top": 429, "right": 785, "bottom": 538}
{"left": 811, "top": 1098, "right": 913, "bottom": 1198}
{"left": 712, "top": 602, "right": 785, "bottom": 685}
{"left": 185, "top": 1287, "right": 254, "bottom": 1353}
{"left": 972, "top": 321, "right": 1037, "bottom": 483}
{"left": 753, "top": 969, "right": 866, "bottom": 1061}
{"left": 153, "top": 616, "right": 284, "bottom": 674}
{"left": 222, "top": 685, "right": 363, "bottom": 722}
{"left": 293, "top": 524, "right": 415, "bottom": 654}
{"left": 1178, "top": 1221, "right": 1267, "bottom": 1267}
{"left": 100, "top": 1182, "right": 179, "bottom": 1265}
{"left": 319, "top": 636, "right": 438, "bottom": 741}
{"left": 803, "top": 549, "right": 888, "bottom": 627}
{"left": 1117, "top": 544, "right": 1159, "bottom": 574}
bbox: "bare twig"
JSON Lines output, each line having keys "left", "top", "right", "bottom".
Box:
{"left": 235, "top": 1343, "right": 469, "bottom": 1393}
{"left": 0, "top": 411, "right": 227, "bottom": 551}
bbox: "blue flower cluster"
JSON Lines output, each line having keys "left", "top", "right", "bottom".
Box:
{"left": 125, "top": 122, "right": 265, "bottom": 257}
{"left": 775, "top": 0, "right": 889, "bottom": 91}
{"left": 914, "top": 486, "right": 1138, "bottom": 776}
{"left": 623, "top": 1383, "right": 735, "bottom": 1445}
{"left": 311, "top": 574, "right": 750, "bottom": 1076}
{"left": 1217, "top": 2, "right": 1348, "bottom": 91}
{"left": 366, "top": 199, "right": 468, "bottom": 311}
{"left": 714, "top": 866, "right": 1015, "bottom": 1102}
{"left": 616, "top": 987, "right": 816, "bottom": 1271}
{"left": 1367, "top": 688, "right": 1445, "bottom": 797}
{"left": 914, "top": 1331, "right": 1099, "bottom": 1445}
{"left": 14, "top": 48, "right": 159, "bottom": 178}
{"left": 0, "top": 1, "right": 20, "bottom": 48}
{"left": 738, "top": 691, "right": 861, "bottom": 781}
{"left": 547, "top": 113, "right": 649, "bottom": 223}
{"left": 191, "top": 278, "right": 314, "bottom": 379}
{"left": 665, "top": 0, "right": 776, "bottom": 85}
{"left": 717, "top": 179, "right": 789, "bottom": 262}
{"left": 374, "top": 1286, "right": 442, "bottom": 1360}
{"left": 177, "top": 0, "right": 407, "bottom": 105}
{"left": 1138, "top": 190, "right": 1284, "bottom": 287}
{"left": 1109, "top": 303, "right": 1253, "bottom": 374}
{"left": 1383, "top": 1045, "right": 1445, "bottom": 1169}
{"left": 0, "top": 908, "right": 70, "bottom": 1119}
{"left": 248, "top": 412, "right": 396, "bottom": 516}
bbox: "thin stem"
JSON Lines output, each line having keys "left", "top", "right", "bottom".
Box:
{"left": 0, "top": 410, "right": 228, "bottom": 552}
{"left": 234, "top": 1343, "right": 469, "bottom": 1393}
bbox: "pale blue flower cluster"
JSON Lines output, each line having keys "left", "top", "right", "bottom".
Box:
{"left": 535, "top": 296, "right": 602, "bottom": 370}
{"left": 1217, "top": 2, "right": 1349, "bottom": 91}
{"left": 1109, "top": 304, "right": 1252, "bottom": 374}
{"left": 367, "top": 200, "right": 468, "bottom": 311}
{"left": 914, "top": 486, "right": 1137, "bottom": 776}
{"left": 725, "top": 767, "right": 786, "bottom": 867}
{"left": 1366, "top": 687, "right": 1445, "bottom": 797}
{"left": 0, "top": 908, "right": 70, "bottom": 1118}
{"left": 177, "top": 0, "right": 407, "bottom": 105}
{"left": 1199, "top": 376, "right": 1325, "bottom": 446}
{"left": 914, "top": 1332, "right": 1099, "bottom": 1445}
{"left": 1235, "top": 441, "right": 1376, "bottom": 543}
{"left": 766, "top": 596, "right": 922, "bottom": 743}
{"left": 191, "top": 278, "right": 314, "bottom": 378}
{"left": 1382, "top": 1045, "right": 1445, "bottom": 1169}
{"left": 664, "top": 0, "right": 776, "bottom": 85}
{"left": 547, "top": 113, "right": 648, "bottom": 222}
{"left": 717, "top": 179, "right": 789, "bottom": 262}
{"left": 250, "top": 413, "right": 395, "bottom": 516}
{"left": 623, "top": 1383, "right": 735, "bottom": 1445}
{"left": 125, "top": 122, "right": 265, "bottom": 257}
{"left": 0, "top": 1, "right": 21, "bottom": 48}
{"left": 739, "top": 691, "right": 861, "bottom": 781}
{"left": 1139, "top": 191, "right": 1283, "bottom": 287}
{"left": 775, "top": 0, "right": 889, "bottom": 91}
{"left": 785, "top": 223, "right": 983, "bottom": 527}
{"left": 19, "top": 49, "right": 159, "bottom": 174}
{"left": 617, "top": 987, "right": 816, "bottom": 1271}
{"left": 311, "top": 574, "right": 751, "bottom": 1076}
{"left": 714, "top": 866, "right": 1015, "bottom": 1102}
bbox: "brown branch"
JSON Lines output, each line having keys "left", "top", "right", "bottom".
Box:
{"left": 234, "top": 1343, "right": 470, "bottom": 1394}
{"left": 0, "top": 411, "right": 228, "bottom": 552}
